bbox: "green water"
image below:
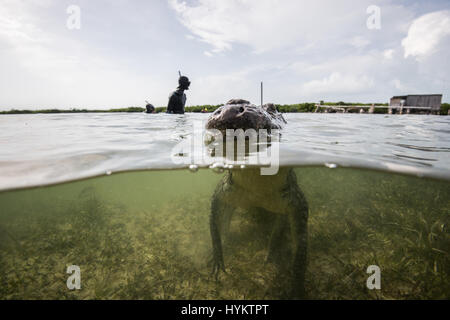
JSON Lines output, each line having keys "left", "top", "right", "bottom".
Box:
{"left": 0, "top": 167, "right": 448, "bottom": 300}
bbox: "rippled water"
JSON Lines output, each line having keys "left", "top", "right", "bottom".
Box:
{"left": 0, "top": 113, "right": 449, "bottom": 190}
{"left": 0, "top": 113, "right": 449, "bottom": 300}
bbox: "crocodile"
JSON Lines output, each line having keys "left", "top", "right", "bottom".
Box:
{"left": 206, "top": 99, "right": 309, "bottom": 299}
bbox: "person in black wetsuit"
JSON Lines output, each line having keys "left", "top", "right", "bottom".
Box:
{"left": 145, "top": 101, "right": 155, "bottom": 113}
{"left": 167, "top": 75, "right": 190, "bottom": 114}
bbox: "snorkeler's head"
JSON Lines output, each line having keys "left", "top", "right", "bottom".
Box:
{"left": 178, "top": 76, "right": 191, "bottom": 90}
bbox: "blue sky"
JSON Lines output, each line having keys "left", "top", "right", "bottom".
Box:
{"left": 0, "top": 0, "right": 449, "bottom": 110}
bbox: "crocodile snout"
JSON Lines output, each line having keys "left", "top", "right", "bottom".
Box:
{"left": 206, "top": 99, "right": 286, "bottom": 132}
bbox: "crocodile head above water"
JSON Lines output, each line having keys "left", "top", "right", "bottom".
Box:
{"left": 206, "top": 99, "right": 287, "bottom": 132}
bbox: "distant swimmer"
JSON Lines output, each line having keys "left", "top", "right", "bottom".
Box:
{"left": 167, "top": 71, "right": 190, "bottom": 114}
{"left": 145, "top": 100, "right": 155, "bottom": 113}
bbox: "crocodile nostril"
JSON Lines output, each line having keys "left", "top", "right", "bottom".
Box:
{"left": 239, "top": 106, "right": 245, "bottom": 113}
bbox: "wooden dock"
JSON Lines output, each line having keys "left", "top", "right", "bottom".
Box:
{"left": 314, "top": 104, "right": 435, "bottom": 114}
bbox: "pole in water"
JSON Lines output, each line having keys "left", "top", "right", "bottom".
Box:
{"left": 261, "top": 81, "right": 263, "bottom": 107}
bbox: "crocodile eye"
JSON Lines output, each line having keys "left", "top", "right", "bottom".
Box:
{"left": 239, "top": 106, "right": 245, "bottom": 113}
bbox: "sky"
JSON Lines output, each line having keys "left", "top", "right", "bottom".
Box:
{"left": 0, "top": 0, "right": 449, "bottom": 110}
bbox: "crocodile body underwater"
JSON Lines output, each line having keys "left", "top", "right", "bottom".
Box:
{"left": 206, "top": 99, "right": 309, "bottom": 299}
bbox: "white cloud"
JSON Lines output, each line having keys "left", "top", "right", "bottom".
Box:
{"left": 168, "top": 0, "right": 374, "bottom": 54}
{"left": 348, "top": 36, "right": 370, "bottom": 49}
{"left": 383, "top": 49, "right": 395, "bottom": 59}
{"left": 402, "top": 10, "right": 450, "bottom": 59}
{"left": 0, "top": 0, "right": 448, "bottom": 109}
{"left": 189, "top": 64, "right": 275, "bottom": 105}
{"left": 301, "top": 72, "right": 374, "bottom": 95}
{"left": 0, "top": 0, "right": 169, "bottom": 108}
{"left": 291, "top": 52, "right": 384, "bottom": 79}
{"left": 390, "top": 79, "right": 408, "bottom": 91}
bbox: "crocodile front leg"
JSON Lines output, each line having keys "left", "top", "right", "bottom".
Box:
{"left": 266, "top": 214, "right": 289, "bottom": 264}
{"left": 286, "top": 171, "right": 309, "bottom": 299}
{"left": 210, "top": 196, "right": 226, "bottom": 279}
{"left": 209, "top": 172, "right": 234, "bottom": 279}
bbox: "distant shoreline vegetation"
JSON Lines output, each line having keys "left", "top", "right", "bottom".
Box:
{"left": 1, "top": 102, "right": 449, "bottom": 115}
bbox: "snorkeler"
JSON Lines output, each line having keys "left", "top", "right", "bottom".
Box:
{"left": 167, "top": 72, "right": 190, "bottom": 114}
{"left": 145, "top": 100, "right": 155, "bottom": 113}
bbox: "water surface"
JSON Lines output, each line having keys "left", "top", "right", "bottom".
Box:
{"left": 0, "top": 113, "right": 449, "bottom": 191}
{"left": 0, "top": 113, "right": 449, "bottom": 299}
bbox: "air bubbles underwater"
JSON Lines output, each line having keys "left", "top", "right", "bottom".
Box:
{"left": 188, "top": 164, "right": 199, "bottom": 173}
{"left": 210, "top": 163, "right": 225, "bottom": 174}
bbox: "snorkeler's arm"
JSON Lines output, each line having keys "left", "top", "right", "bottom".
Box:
{"left": 167, "top": 94, "right": 175, "bottom": 113}
{"left": 167, "top": 94, "right": 173, "bottom": 113}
